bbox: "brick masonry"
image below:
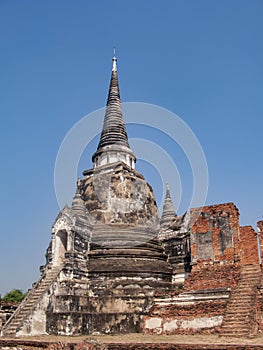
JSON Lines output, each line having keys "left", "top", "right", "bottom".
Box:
{"left": 144, "top": 300, "right": 227, "bottom": 334}
{"left": 184, "top": 264, "right": 241, "bottom": 291}
{"left": 3, "top": 53, "right": 263, "bottom": 339}
{"left": 257, "top": 220, "right": 263, "bottom": 265}
{"left": 143, "top": 202, "right": 263, "bottom": 336}
{"left": 190, "top": 203, "right": 240, "bottom": 266}
{"left": 239, "top": 226, "right": 259, "bottom": 265}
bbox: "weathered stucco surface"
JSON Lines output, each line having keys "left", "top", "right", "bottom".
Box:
{"left": 2, "top": 56, "right": 263, "bottom": 339}
{"left": 145, "top": 315, "right": 223, "bottom": 334}
{"left": 82, "top": 163, "right": 159, "bottom": 226}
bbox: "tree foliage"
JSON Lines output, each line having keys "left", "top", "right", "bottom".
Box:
{"left": 1, "top": 289, "right": 26, "bottom": 302}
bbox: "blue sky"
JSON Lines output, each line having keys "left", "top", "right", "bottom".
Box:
{"left": 0, "top": 0, "right": 262, "bottom": 295}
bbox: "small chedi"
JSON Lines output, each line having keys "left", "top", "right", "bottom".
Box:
{"left": 2, "top": 55, "right": 263, "bottom": 338}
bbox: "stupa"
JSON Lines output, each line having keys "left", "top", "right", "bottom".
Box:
{"left": 2, "top": 54, "right": 261, "bottom": 339}
{"left": 2, "top": 54, "right": 183, "bottom": 336}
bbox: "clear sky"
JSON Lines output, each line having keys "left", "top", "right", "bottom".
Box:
{"left": 0, "top": 0, "right": 262, "bottom": 295}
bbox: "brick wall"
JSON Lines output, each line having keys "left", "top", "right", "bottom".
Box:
{"left": 184, "top": 264, "right": 240, "bottom": 291}
{"left": 144, "top": 300, "right": 227, "bottom": 334}
{"left": 257, "top": 221, "right": 263, "bottom": 265}
{"left": 239, "top": 226, "right": 259, "bottom": 265}
{"left": 190, "top": 203, "right": 240, "bottom": 267}
{"left": 257, "top": 221, "right": 263, "bottom": 231}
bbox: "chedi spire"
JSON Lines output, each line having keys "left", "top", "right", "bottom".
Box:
{"left": 92, "top": 52, "right": 136, "bottom": 169}
{"left": 160, "top": 183, "right": 177, "bottom": 228}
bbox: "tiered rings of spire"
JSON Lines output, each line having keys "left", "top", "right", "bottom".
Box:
{"left": 92, "top": 53, "right": 136, "bottom": 169}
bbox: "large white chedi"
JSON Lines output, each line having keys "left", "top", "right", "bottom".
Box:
{"left": 2, "top": 54, "right": 190, "bottom": 336}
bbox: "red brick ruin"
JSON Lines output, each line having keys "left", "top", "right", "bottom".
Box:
{"left": 1, "top": 55, "right": 263, "bottom": 339}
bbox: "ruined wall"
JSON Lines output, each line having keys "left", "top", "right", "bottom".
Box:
{"left": 145, "top": 204, "right": 262, "bottom": 337}
{"left": 144, "top": 306, "right": 224, "bottom": 335}
{"left": 257, "top": 221, "right": 263, "bottom": 232}
{"left": 184, "top": 264, "right": 240, "bottom": 291}
{"left": 142, "top": 203, "right": 244, "bottom": 335}
{"left": 143, "top": 289, "right": 230, "bottom": 334}
{"left": 184, "top": 203, "right": 241, "bottom": 293}
{"left": 6, "top": 190, "right": 263, "bottom": 337}
{"left": 257, "top": 220, "right": 263, "bottom": 265}
{"left": 239, "top": 226, "right": 259, "bottom": 265}
{"left": 256, "top": 286, "right": 263, "bottom": 333}
{"left": 190, "top": 203, "right": 240, "bottom": 267}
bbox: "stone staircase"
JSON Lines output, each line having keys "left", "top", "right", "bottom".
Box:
{"left": 220, "top": 264, "right": 262, "bottom": 337}
{"left": 1, "top": 265, "right": 61, "bottom": 337}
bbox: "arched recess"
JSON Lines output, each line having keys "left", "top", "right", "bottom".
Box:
{"left": 53, "top": 230, "right": 68, "bottom": 266}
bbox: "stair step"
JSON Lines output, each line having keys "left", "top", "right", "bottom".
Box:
{"left": 5, "top": 327, "right": 17, "bottom": 332}
{"left": 13, "top": 317, "right": 23, "bottom": 322}
{"left": 221, "top": 333, "right": 249, "bottom": 337}
{"left": 227, "top": 303, "right": 253, "bottom": 306}
{"left": 225, "top": 311, "right": 252, "bottom": 316}
{"left": 222, "top": 325, "right": 249, "bottom": 328}
{"left": 224, "top": 316, "right": 252, "bottom": 320}
{"left": 222, "top": 323, "right": 250, "bottom": 328}
{"left": 232, "top": 288, "right": 255, "bottom": 291}
{"left": 228, "top": 299, "right": 252, "bottom": 302}
{"left": 226, "top": 303, "right": 253, "bottom": 307}
{"left": 2, "top": 267, "right": 61, "bottom": 336}
{"left": 226, "top": 305, "right": 253, "bottom": 308}
{"left": 221, "top": 328, "right": 249, "bottom": 333}
{"left": 219, "top": 267, "right": 261, "bottom": 338}
{"left": 221, "top": 329, "right": 249, "bottom": 333}
{"left": 224, "top": 317, "right": 252, "bottom": 320}
{"left": 221, "top": 332, "right": 249, "bottom": 334}
{"left": 225, "top": 307, "right": 252, "bottom": 310}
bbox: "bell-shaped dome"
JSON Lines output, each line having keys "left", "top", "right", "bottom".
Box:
{"left": 82, "top": 162, "right": 159, "bottom": 226}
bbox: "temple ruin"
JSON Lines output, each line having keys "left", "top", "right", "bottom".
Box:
{"left": 1, "top": 55, "right": 263, "bottom": 338}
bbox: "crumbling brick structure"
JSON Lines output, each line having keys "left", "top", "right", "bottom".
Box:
{"left": 2, "top": 55, "right": 262, "bottom": 338}
{"left": 257, "top": 220, "right": 263, "bottom": 266}
{"left": 144, "top": 204, "right": 262, "bottom": 336}
{"left": 190, "top": 203, "right": 240, "bottom": 266}
{"left": 239, "top": 226, "right": 259, "bottom": 265}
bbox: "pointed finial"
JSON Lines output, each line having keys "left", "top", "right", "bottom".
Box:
{"left": 91, "top": 50, "right": 136, "bottom": 168}
{"left": 160, "top": 183, "right": 177, "bottom": 227}
{"left": 165, "top": 183, "right": 171, "bottom": 198}
{"left": 112, "top": 48, "right": 117, "bottom": 72}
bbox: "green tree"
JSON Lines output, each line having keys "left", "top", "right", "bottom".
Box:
{"left": 2, "top": 289, "right": 26, "bottom": 302}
